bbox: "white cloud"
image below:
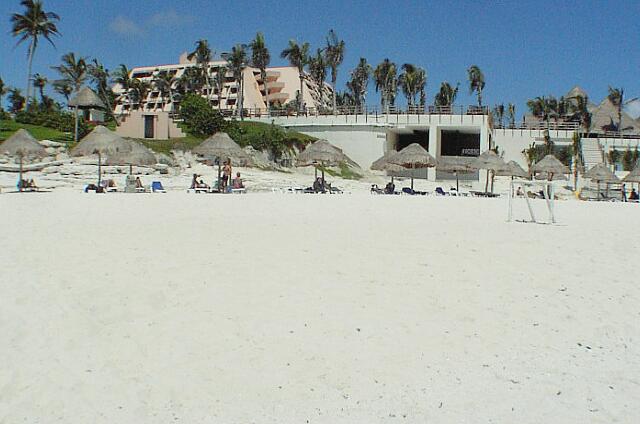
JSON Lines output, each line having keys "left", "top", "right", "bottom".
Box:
{"left": 110, "top": 10, "right": 195, "bottom": 36}
{"left": 109, "top": 16, "right": 143, "bottom": 36}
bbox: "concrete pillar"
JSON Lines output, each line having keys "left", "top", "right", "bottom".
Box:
{"left": 428, "top": 126, "right": 439, "bottom": 181}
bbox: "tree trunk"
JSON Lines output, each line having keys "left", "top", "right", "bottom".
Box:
{"left": 74, "top": 106, "right": 79, "bottom": 143}
{"left": 263, "top": 69, "right": 270, "bottom": 117}
{"left": 332, "top": 74, "right": 337, "bottom": 115}
{"left": 299, "top": 70, "right": 304, "bottom": 113}
{"left": 25, "top": 41, "right": 36, "bottom": 109}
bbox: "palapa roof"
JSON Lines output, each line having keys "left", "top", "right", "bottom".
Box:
{"left": 296, "top": 139, "right": 353, "bottom": 167}
{"left": 436, "top": 156, "right": 478, "bottom": 173}
{"left": 370, "top": 151, "right": 399, "bottom": 171}
{"left": 623, "top": 164, "right": 640, "bottom": 183}
{"left": 495, "top": 160, "right": 529, "bottom": 178}
{"left": 106, "top": 142, "right": 157, "bottom": 166}
{"left": 590, "top": 97, "right": 640, "bottom": 134}
{"left": 474, "top": 150, "right": 505, "bottom": 170}
{"left": 193, "top": 132, "right": 252, "bottom": 166}
{"left": 583, "top": 163, "right": 620, "bottom": 183}
{"left": 0, "top": 129, "right": 47, "bottom": 158}
{"left": 388, "top": 143, "right": 436, "bottom": 168}
{"left": 532, "top": 154, "right": 570, "bottom": 175}
{"left": 71, "top": 125, "right": 133, "bottom": 156}
{"left": 68, "top": 86, "right": 106, "bottom": 109}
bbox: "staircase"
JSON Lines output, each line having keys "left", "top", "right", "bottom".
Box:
{"left": 581, "top": 138, "right": 604, "bottom": 169}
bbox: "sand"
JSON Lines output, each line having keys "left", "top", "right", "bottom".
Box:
{"left": 1, "top": 184, "right": 639, "bottom": 423}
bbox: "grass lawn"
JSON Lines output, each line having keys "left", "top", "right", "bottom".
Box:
{"left": 0, "top": 119, "right": 72, "bottom": 143}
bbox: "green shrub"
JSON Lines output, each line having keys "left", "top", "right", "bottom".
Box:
{"left": 179, "top": 93, "right": 227, "bottom": 136}
{"left": 14, "top": 109, "right": 88, "bottom": 138}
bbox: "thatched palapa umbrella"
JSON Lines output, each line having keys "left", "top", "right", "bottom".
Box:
{"left": 193, "top": 132, "right": 252, "bottom": 189}
{"left": 387, "top": 143, "right": 437, "bottom": 191}
{"left": 583, "top": 163, "right": 620, "bottom": 200}
{"left": 68, "top": 87, "right": 106, "bottom": 143}
{"left": 532, "top": 155, "right": 570, "bottom": 181}
{"left": 496, "top": 160, "right": 529, "bottom": 179}
{"left": 474, "top": 150, "right": 506, "bottom": 193}
{"left": 71, "top": 125, "right": 134, "bottom": 186}
{"left": 0, "top": 129, "right": 47, "bottom": 192}
{"left": 296, "top": 139, "right": 354, "bottom": 182}
{"left": 371, "top": 150, "right": 403, "bottom": 183}
{"left": 437, "top": 156, "right": 478, "bottom": 192}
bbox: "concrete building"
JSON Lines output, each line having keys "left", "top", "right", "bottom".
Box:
{"left": 112, "top": 53, "right": 331, "bottom": 116}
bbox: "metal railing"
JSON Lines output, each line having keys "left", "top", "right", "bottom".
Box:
{"left": 238, "top": 104, "right": 489, "bottom": 118}
{"left": 493, "top": 121, "right": 580, "bottom": 131}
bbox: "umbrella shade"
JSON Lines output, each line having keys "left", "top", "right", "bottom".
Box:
{"left": 68, "top": 87, "right": 106, "bottom": 109}
{"left": 0, "top": 129, "right": 47, "bottom": 159}
{"left": 296, "top": 139, "right": 351, "bottom": 167}
{"left": 474, "top": 150, "right": 506, "bottom": 170}
{"left": 388, "top": 143, "right": 436, "bottom": 168}
{"left": 495, "top": 160, "right": 529, "bottom": 178}
{"left": 71, "top": 125, "right": 133, "bottom": 156}
{"left": 106, "top": 142, "right": 157, "bottom": 166}
{"left": 370, "top": 151, "right": 399, "bottom": 171}
{"left": 532, "top": 155, "right": 570, "bottom": 175}
{"left": 623, "top": 164, "right": 640, "bottom": 183}
{"left": 437, "top": 156, "right": 478, "bottom": 173}
{"left": 583, "top": 163, "right": 620, "bottom": 183}
{"left": 193, "top": 132, "right": 252, "bottom": 166}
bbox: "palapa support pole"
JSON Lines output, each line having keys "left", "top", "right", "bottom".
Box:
{"left": 484, "top": 169, "right": 490, "bottom": 193}
{"left": 97, "top": 152, "right": 102, "bottom": 187}
{"left": 19, "top": 155, "right": 23, "bottom": 193}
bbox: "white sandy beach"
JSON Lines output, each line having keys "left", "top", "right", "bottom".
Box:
{"left": 1, "top": 187, "right": 639, "bottom": 423}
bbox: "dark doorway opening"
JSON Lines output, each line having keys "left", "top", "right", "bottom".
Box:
{"left": 144, "top": 115, "right": 154, "bottom": 139}
{"left": 440, "top": 130, "right": 480, "bottom": 157}
{"left": 396, "top": 130, "right": 429, "bottom": 151}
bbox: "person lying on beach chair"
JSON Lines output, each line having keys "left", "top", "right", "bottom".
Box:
{"left": 18, "top": 179, "right": 38, "bottom": 191}
{"left": 313, "top": 177, "right": 326, "bottom": 193}
{"left": 435, "top": 187, "right": 447, "bottom": 196}
{"left": 371, "top": 184, "right": 384, "bottom": 194}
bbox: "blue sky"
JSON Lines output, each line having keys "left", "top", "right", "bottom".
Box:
{"left": 1, "top": 0, "right": 639, "bottom": 115}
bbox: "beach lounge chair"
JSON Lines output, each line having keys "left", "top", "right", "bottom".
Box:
{"left": 17, "top": 179, "right": 38, "bottom": 192}
{"left": 151, "top": 181, "right": 166, "bottom": 193}
{"left": 187, "top": 186, "right": 210, "bottom": 194}
{"left": 231, "top": 187, "right": 246, "bottom": 194}
{"left": 371, "top": 184, "right": 385, "bottom": 194}
{"left": 435, "top": 187, "right": 448, "bottom": 196}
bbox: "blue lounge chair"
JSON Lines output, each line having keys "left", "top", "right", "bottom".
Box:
{"left": 151, "top": 181, "right": 166, "bottom": 193}
{"left": 435, "top": 187, "right": 447, "bottom": 196}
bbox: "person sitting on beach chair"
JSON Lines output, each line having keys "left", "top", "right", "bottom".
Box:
{"left": 232, "top": 172, "right": 245, "bottom": 189}
{"left": 18, "top": 179, "right": 38, "bottom": 191}
{"left": 371, "top": 184, "right": 384, "bottom": 194}
{"left": 135, "top": 177, "right": 143, "bottom": 189}
{"left": 313, "top": 177, "right": 325, "bottom": 193}
{"left": 384, "top": 181, "right": 395, "bottom": 194}
{"left": 629, "top": 188, "right": 639, "bottom": 201}
{"left": 435, "top": 187, "right": 447, "bottom": 196}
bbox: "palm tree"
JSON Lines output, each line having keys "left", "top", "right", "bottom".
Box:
{"left": 493, "top": 103, "right": 505, "bottom": 127}
{"left": 507, "top": 103, "right": 516, "bottom": 128}
{"left": 11, "top": 0, "right": 60, "bottom": 109}
{"left": 32, "top": 73, "right": 47, "bottom": 103}
{"left": 467, "top": 65, "right": 485, "bottom": 108}
{"left": 87, "top": 59, "right": 117, "bottom": 121}
{"left": 415, "top": 68, "right": 427, "bottom": 110}
{"left": 188, "top": 40, "right": 213, "bottom": 101}
{"left": 113, "top": 64, "right": 134, "bottom": 109}
{"left": 213, "top": 66, "right": 227, "bottom": 112}
{"left": 434, "top": 82, "right": 459, "bottom": 107}
{"left": 250, "top": 32, "right": 271, "bottom": 115}
{"left": 607, "top": 87, "right": 624, "bottom": 133}
{"left": 131, "top": 79, "right": 151, "bottom": 110}
{"left": 8, "top": 88, "right": 26, "bottom": 113}
{"left": 152, "top": 70, "right": 177, "bottom": 112}
{"left": 51, "top": 52, "right": 87, "bottom": 93}
{"left": 325, "top": 30, "right": 345, "bottom": 114}
{"left": 570, "top": 94, "right": 591, "bottom": 135}
{"left": 399, "top": 64, "right": 421, "bottom": 109}
{"left": 373, "top": 59, "right": 397, "bottom": 113}
{"left": 0, "top": 77, "right": 7, "bottom": 111}
{"left": 52, "top": 79, "right": 72, "bottom": 102}
{"left": 280, "top": 40, "right": 310, "bottom": 112}
{"left": 527, "top": 96, "right": 556, "bottom": 127}
{"left": 571, "top": 131, "right": 582, "bottom": 190}
{"left": 348, "top": 58, "right": 372, "bottom": 112}
{"left": 226, "top": 44, "right": 248, "bottom": 117}
{"left": 308, "top": 48, "right": 328, "bottom": 106}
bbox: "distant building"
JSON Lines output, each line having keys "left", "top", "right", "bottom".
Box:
{"left": 112, "top": 53, "right": 332, "bottom": 116}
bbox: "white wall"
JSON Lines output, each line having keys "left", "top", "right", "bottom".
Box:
{"left": 493, "top": 128, "right": 577, "bottom": 169}
{"left": 292, "top": 125, "right": 387, "bottom": 169}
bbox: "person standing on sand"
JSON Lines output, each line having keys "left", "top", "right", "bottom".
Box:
{"left": 222, "top": 159, "right": 232, "bottom": 191}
